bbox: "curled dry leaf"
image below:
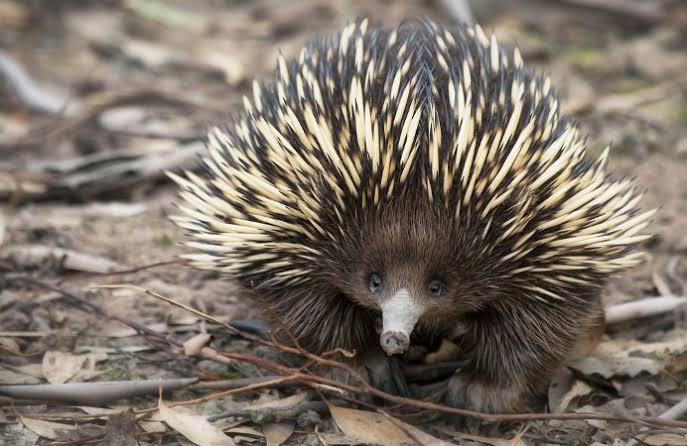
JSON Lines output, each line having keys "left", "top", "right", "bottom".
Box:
{"left": 327, "top": 404, "right": 411, "bottom": 446}
{"left": 158, "top": 392, "right": 235, "bottom": 446}
{"left": 183, "top": 333, "right": 212, "bottom": 356}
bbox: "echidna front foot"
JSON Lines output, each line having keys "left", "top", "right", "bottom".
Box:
{"left": 359, "top": 350, "right": 410, "bottom": 397}
{"left": 443, "top": 373, "right": 533, "bottom": 430}
{"left": 444, "top": 373, "right": 527, "bottom": 414}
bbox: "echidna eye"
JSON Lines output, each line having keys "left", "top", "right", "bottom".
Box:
{"left": 368, "top": 273, "right": 383, "bottom": 294}
{"left": 427, "top": 279, "right": 445, "bottom": 297}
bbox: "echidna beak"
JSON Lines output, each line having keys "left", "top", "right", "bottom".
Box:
{"left": 379, "top": 289, "right": 423, "bottom": 356}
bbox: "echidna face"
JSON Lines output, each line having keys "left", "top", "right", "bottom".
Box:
{"left": 340, "top": 206, "right": 477, "bottom": 356}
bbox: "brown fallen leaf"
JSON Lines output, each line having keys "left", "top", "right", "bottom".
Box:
{"left": 327, "top": 404, "right": 411, "bottom": 446}
{"left": 641, "top": 433, "right": 687, "bottom": 446}
{"left": 263, "top": 422, "right": 294, "bottom": 446}
{"left": 158, "top": 390, "right": 235, "bottom": 446}
{"left": 381, "top": 411, "right": 459, "bottom": 446}
{"left": 42, "top": 351, "right": 87, "bottom": 384}
{"left": 19, "top": 415, "right": 76, "bottom": 441}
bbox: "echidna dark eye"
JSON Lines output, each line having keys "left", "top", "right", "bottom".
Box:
{"left": 368, "top": 273, "right": 383, "bottom": 294}
{"left": 427, "top": 279, "right": 445, "bottom": 297}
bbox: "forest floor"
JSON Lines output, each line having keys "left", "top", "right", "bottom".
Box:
{"left": 1, "top": 0, "right": 687, "bottom": 445}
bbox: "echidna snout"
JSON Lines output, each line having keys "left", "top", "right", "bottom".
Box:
{"left": 379, "top": 288, "right": 424, "bottom": 356}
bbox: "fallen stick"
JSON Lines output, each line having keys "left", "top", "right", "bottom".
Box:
{"left": 605, "top": 296, "right": 687, "bottom": 324}
{"left": 0, "top": 50, "right": 79, "bottom": 115}
{"left": 0, "top": 378, "right": 197, "bottom": 406}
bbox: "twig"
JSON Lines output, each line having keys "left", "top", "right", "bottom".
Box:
{"left": 659, "top": 397, "right": 687, "bottom": 421}
{"left": 188, "top": 376, "right": 289, "bottom": 391}
{"left": 1, "top": 244, "right": 126, "bottom": 273}
{"left": 623, "top": 397, "right": 687, "bottom": 446}
{"left": 93, "top": 283, "right": 269, "bottom": 347}
{"left": 0, "top": 50, "right": 78, "bottom": 115}
{"left": 58, "top": 257, "right": 187, "bottom": 282}
{"left": 557, "top": 0, "right": 666, "bottom": 25}
{"left": 0, "top": 85, "right": 225, "bottom": 152}
{"left": 169, "top": 375, "right": 300, "bottom": 407}
{"left": 605, "top": 296, "right": 687, "bottom": 324}
{"left": 0, "top": 378, "right": 197, "bottom": 406}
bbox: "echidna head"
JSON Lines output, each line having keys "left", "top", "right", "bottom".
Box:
{"left": 339, "top": 201, "right": 485, "bottom": 356}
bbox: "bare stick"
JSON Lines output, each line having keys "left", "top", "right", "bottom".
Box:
{"left": 605, "top": 296, "right": 687, "bottom": 324}
{"left": 0, "top": 378, "right": 197, "bottom": 406}
{"left": 0, "top": 50, "right": 78, "bottom": 115}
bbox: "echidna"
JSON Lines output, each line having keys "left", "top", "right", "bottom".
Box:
{"left": 170, "top": 19, "right": 654, "bottom": 413}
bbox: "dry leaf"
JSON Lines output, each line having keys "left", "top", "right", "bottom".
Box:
{"left": 0, "top": 368, "right": 41, "bottom": 384}
{"left": 183, "top": 333, "right": 212, "bottom": 356}
{"left": 158, "top": 394, "right": 235, "bottom": 446}
{"left": 263, "top": 422, "right": 294, "bottom": 446}
{"left": 641, "top": 433, "right": 687, "bottom": 445}
{"left": 382, "top": 412, "right": 458, "bottom": 446}
{"left": 327, "top": 404, "right": 411, "bottom": 446}
{"left": 20, "top": 415, "right": 76, "bottom": 440}
{"left": 0, "top": 337, "right": 22, "bottom": 354}
{"left": 570, "top": 337, "right": 687, "bottom": 378}
{"left": 42, "top": 351, "right": 88, "bottom": 384}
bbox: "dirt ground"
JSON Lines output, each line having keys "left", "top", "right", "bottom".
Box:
{"left": 1, "top": 0, "right": 687, "bottom": 445}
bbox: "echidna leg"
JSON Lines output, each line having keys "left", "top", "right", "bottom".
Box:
{"left": 445, "top": 298, "right": 604, "bottom": 415}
